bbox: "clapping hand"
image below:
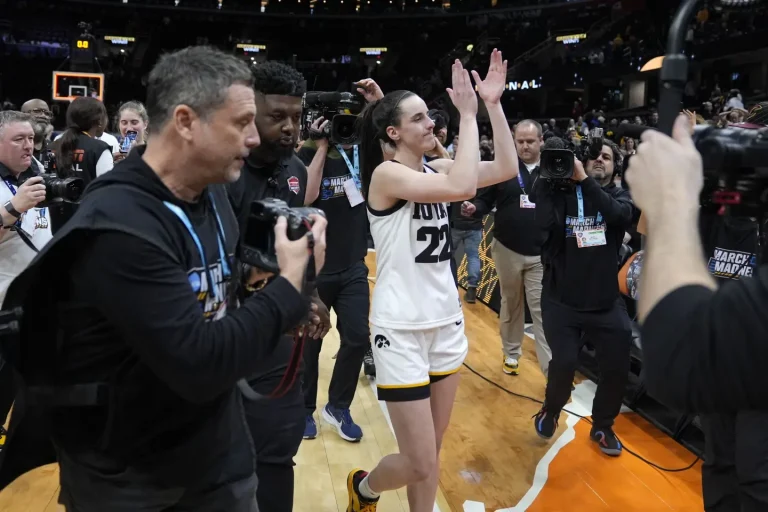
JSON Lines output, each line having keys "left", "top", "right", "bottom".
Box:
{"left": 446, "top": 59, "right": 478, "bottom": 117}
{"left": 471, "top": 49, "right": 508, "bottom": 106}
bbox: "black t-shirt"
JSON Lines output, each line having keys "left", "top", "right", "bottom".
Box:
{"left": 297, "top": 144, "right": 368, "bottom": 274}
{"left": 642, "top": 276, "right": 768, "bottom": 412}
{"left": 227, "top": 154, "right": 309, "bottom": 391}
{"left": 700, "top": 214, "right": 759, "bottom": 282}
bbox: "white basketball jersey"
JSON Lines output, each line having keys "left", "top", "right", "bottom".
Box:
{"left": 368, "top": 166, "right": 462, "bottom": 330}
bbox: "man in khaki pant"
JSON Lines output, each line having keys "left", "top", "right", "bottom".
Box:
{"left": 464, "top": 120, "right": 551, "bottom": 376}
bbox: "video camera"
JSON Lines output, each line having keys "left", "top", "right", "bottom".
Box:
{"left": 239, "top": 198, "right": 325, "bottom": 275}
{"left": 539, "top": 128, "right": 604, "bottom": 181}
{"left": 301, "top": 91, "right": 365, "bottom": 146}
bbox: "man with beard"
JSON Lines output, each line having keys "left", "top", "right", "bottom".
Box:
{"left": 227, "top": 61, "right": 330, "bottom": 512}
{"left": 21, "top": 99, "right": 53, "bottom": 164}
{"left": 530, "top": 140, "right": 636, "bottom": 457}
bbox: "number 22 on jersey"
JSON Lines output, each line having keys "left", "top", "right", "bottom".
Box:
{"left": 413, "top": 202, "right": 451, "bottom": 264}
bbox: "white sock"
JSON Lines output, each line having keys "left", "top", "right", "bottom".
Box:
{"left": 358, "top": 473, "right": 380, "bottom": 500}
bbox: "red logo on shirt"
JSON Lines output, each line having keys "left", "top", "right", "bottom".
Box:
{"left": 287, "top": 176, "right": 300, "bottom": 195}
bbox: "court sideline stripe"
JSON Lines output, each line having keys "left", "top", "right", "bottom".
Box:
{"left": 496, "top": 383, "right": 596, "bottom": 512}
{"left": 365, "top": 248, "right": 442, "bottom": 512}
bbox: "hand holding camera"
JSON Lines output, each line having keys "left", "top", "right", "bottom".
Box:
{"left": 274, "top": 214, "right": 327, "bottom": 293}
{"left": 309, "top": 117, "right": 330, "bottom": 149}
{"left": 12, "top": 176, "right": 47, "bottom": 213}
{"left": 572, "top": 157, "right": 588, "bottom": 182}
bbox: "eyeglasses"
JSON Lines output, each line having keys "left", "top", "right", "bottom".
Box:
{"left": 26, "top": 108, "right": 53, "bottom": 117}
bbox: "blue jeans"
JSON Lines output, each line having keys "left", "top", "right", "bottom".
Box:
{"left": 452, "top": 228, "right": 482, "bottom": 287}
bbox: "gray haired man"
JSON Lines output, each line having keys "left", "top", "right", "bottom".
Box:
{"left": 1, "top": 46, "right": 327, "bottom": 511}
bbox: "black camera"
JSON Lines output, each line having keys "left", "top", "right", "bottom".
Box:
{"left": 301, "top": 91, "right": 365, "bottom": 146}
{"left": 240, "top": 198, "right": 325, "bottom": 274}
{"left": 540, "top": 129, "right": 604, "bottom": 181}
{"left": 693, "top": 125, "right": 768, "bottom": 216}
{"left": 18, "top": 172, "right": 85, "bottom": 208}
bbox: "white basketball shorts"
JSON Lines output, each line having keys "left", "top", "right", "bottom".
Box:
{"left": 370, "top": 318, "right": 468, "bottom": 402}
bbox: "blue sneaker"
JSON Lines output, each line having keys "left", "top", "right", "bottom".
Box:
{"left": 303, "top": 415, "right": 317, "bottom": 440}
{"left": 322, "top": 404, "right": 363, "bottom": 442}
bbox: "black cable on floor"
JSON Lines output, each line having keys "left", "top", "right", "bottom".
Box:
{"left": 461, "top": 362, "right": 701, "bottom": 473}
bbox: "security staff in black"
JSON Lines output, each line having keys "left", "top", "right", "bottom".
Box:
{"left": 49, "top": 97, "right": 113, "bottom": 233}
{"left": 529, "top": 140, "right": 635, "bottom": 458}
{"left": 0, "top": 149, "right": 311, "bottom": 510}
{"left": 226, "top": 60, "right": 329, "bottom": 512}
{"left": 298, "top": 139, "right": 369, "bottom": 443}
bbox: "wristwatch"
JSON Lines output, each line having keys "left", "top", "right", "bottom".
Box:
{"left": 3, "top": 200, "right": 21, "bottom": 219}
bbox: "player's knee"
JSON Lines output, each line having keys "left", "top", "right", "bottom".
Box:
{"left": 407, "top": 455, "right": 436, "bottom": 482}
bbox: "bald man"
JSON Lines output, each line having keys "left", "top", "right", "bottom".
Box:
{"left": 21, "top": 99, "right": 53, "bottom": 158}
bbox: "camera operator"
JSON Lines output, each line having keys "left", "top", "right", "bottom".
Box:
{"left": 628, "top": 115, "right": 768, "bottom": 511}
{"left": 296, "top": 78, "right": 384, "bottom": 444}
{"left": 464, "top": 120, "right": 550, "bottom": 375}
{"left": 1, "top": 46, "right": 326, "bottom": 511}
{"left": 0, "top": 112, "right": 52, "bottom": 301}
{"left": 227, "top": 61, "right": 330, "bottom": 512}
{"left": 530, "top": 139, "right": 636, "bottom": 457}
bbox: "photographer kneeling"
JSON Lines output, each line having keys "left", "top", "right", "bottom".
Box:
{"left": 530, "top": 139, "right": 636, "bottom": 456}
{"left": 1, "top": 47, "right": 326, "bottom": 511}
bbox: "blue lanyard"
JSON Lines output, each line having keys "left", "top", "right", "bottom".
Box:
{"left": 576, "top": 185, "right": 602, "bottom": 224}
{"left": 517, "top": 172, "right": 526, "bottom": 192}
{"left": 163, "top": 192, "right": 231, "bottom": 302}
{"left": 336, "top": 145, "right": 360, "bottom": 189}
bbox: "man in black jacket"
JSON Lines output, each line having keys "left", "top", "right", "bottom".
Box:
{"left": 530, "top": 139, "right": 635, "bottom": 457}
{"left": 227, "top": 61, "right": 330, "bottom": 512}
{"left": 467, "top": 120, "right": 550, "bottom": 376}
{"left": 0, "top": 46, "right": 327, "bottom": 511}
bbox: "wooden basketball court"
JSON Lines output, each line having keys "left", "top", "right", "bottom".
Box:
{"left": 0, "top": 250, "right": 703, "bottom": 511}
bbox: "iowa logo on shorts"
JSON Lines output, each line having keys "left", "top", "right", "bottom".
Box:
{"left": 374, "top": 334, "right": 390, "bottom": 349}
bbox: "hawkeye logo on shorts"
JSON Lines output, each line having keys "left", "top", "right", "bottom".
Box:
{"left": 374, "top": 334, "right": 390, "bottom": 349}
{"left": 187, "top": 261, "right": 228, "bottom": 320}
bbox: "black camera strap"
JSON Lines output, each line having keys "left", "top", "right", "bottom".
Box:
{"left": 10, "top": 226, "right": 39, "bottom": 254}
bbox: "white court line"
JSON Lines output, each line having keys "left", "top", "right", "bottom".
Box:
{"left": 366, "top": 247, "right": 442, "bottom": 512}
{"left": 495, "top": 382, "right": 597, "bottom": 512}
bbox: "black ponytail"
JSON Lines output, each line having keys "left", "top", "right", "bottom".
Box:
{"left": 355, "top": 90, "right": 415, "bottom": 199}
{"left": 55, "top": 97, "right": 106, "bottom": 172}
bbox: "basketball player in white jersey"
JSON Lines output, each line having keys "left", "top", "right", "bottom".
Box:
{"left": 347, "top": 50, "right": 519, "bottom": 512}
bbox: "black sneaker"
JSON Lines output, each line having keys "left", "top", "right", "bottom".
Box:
{"left": 533, "top": 407, "right": 559, "bottom": 439}
{"left": 465, "top": 286, "right": 477, "bottom": 304}
{"left": 590, "top": 427, "right": 622, "bottom": 457}
{"left": 363, "top": 346, "right": 376, "bottom": 378}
